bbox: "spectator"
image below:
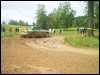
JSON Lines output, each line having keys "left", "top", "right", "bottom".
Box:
{"left": 61, "top": 29, "right": 64, "bottom": 33}
{"left": 17, "top": 27, "right": 19, "bottom": 32}
{"left": 49, "top": 29, "right": 51, "bottom": 32}
{"left": 3, "top": 27, "right": 5, "bottom": 32}
{"left": 84, "top": 28, "right": 87, "bottom": 33}
{"left": 76, "top": 27, "right": 79, "bottom": 34}
{"left": 60, "top": 29, "right": 62, "bottom": 33}
{"left": 53, "top": 29, "right": 56, "bottom": 33}
{"left": 15, "top": 27, "right": 17, "bottom": 32}
{"left": 80, "top": 27, "right": 82, "bottom": 34}
{"left": 9, "top": 27, "right": 12, "bottom": 33}
{"left": 82, "top": 27, "right": 84, "bottom": 34}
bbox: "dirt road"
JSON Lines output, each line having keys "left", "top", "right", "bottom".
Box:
{"left": 1, "top": 34, "right": 99, "bottom": 74}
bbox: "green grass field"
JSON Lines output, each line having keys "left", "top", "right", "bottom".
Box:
{"left": 1, "top": 24, "right": 99, "bottom": 48}
{"left": 64, "top": 36, "right": 99, "bottom": 48}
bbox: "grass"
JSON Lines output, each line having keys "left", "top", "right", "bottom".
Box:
{"left": 1, "top": 25, "right": 99, "bottom": 48}
{"left": 64, "top": 35, "right": 99, "bottom": 48}
{"left": 50, "top": 27, "right": 99, "bottom": 48}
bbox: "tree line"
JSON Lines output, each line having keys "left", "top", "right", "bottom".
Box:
{"left": 2, "top": 20, "right": 29, "bottom": 26}
{"left": 2, "top": 1, "right": 99, "bottom": 30}
{"left": 35, "top": 1, "right": 99, "bottom": 30}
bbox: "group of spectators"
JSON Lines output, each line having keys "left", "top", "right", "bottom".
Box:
{"left": 49, "top": 28, "right": 64, "bottom": 33}
{"left": 49, "top": 29, "right": 56, "bottom": 33}
{"left": 1, "top": 27, "right": 19, "bottom": 33}
{"left": 76, "top": 27, "right": 87, "bottom": 34}
{"left": 1, "top": 26, "right": 87, "bottom": 34}
{"left": 15, "top": 27, "right": 19, "bottom": 32}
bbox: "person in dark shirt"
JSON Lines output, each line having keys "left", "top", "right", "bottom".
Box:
{"left": 15, "top": 27, "right": 17, "bottom": 32}
{"left": 60, "top": 29, "right": 62, "bottom": 33}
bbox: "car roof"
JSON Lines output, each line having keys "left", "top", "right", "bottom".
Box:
{"left": 27, "top": 25, "right": 40, "bottom": 27}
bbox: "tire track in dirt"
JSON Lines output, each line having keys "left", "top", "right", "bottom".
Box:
{"left": 1, "top": 35, "right": 99, "bottom": 74}
{"left": 1, "top": 37, "right": 60, "bottom": 74}
{"left": 26, "top": 36, "right": 99, "bottom": 55}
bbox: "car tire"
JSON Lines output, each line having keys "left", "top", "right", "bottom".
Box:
{"left": 31, "top": 33, "right": 35, "bottom": 38}
{"left": 45, "top": 33, "right": 49, "bottom": 37}
{"left": 20, "top": 35, "right": 23, "bottom": 38}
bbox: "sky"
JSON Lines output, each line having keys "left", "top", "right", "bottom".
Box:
{"left": 1, "top": 1, "right": 86, "bottom": 25}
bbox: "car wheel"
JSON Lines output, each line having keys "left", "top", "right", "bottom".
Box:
{"left": 20, "top": 35, "right": 23, "bottom": 38}
{"left": 45, "top": 33, "right": 49, "bottom": 37}
{"left": 31, "top": 33, "right": 35, "bottom": 38}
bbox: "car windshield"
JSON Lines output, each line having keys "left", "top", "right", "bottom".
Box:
{"left": 33, "top": 27, "right": 41, "bottom": 30}
{"left": 27, "top": 26, "right": 41, "bottom": 30}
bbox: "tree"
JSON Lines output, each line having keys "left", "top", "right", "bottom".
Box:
{"left": 8, "top": 20, "right": 14, "bottom": 25}
{"left": 18, "top": 20, "right": 22, "bottom": 25}
{"left": 72, "top": 20, "right": 77, "bottom": 27}
{"left": 56, "top": 2, "right": 76, "bottom": 30}
{"left": 14, "top": 20, "right": 18, "bottom": 25}
{"left": 87, "top": 1, "right": 94, "bottom": 36}
{"left": 46, "top": 13, "right": 54, "bottom": 29}
{"left": 46, "top": 7, "right": 59, "bottom": 29}
{"left": 84, "top": 1, "right": 99, "bottom": 29}
{"left": 94, "top": 1, "right": 99, "bottom": 29}
{"left": 2, "top": 21, "right": 6, "bottom": 24}
{"left": 25, "top": 21, "right": 29, "bottom": 26}
{"left": 18, "top": 20, "right": 25, "bottom": 26}
{"left": 35, "top": 4, "right": 47, "bottom": 29}
{"left": 32, "top": 22, "right": 35, "bottom": 26}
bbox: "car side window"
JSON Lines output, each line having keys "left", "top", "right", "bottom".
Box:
{"left": 37, "top": 27, "right": 40, "bottom": 30}
{"left": 33, "top": 27, "right": 37, "bottom": 30}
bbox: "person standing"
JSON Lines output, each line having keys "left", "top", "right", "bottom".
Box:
{"left": 3, "top": 27, "right": 5, "bottom": 32}
{"left": 17, "top": 27, "right": 19, "bottom": 32}
{"left": 60, "top": 29, "right": 62, "bottom": 33}
{"left": 80, "top": 27, "right": 82, "bottom": 34}
{"left": 53, "top": 29, "right": 56, "bottom": 33}
{"left": 2, "top": 27, "right": 5, "bottom": 32}
{"left": 82, "top": 27, "right": 84, "bottom": 34}
{"left": 76, "top": 27, "right": 79, "bottom": 34}
{"left": 9, "top": 27, "right": 12, "bottom": 33}
{"left": 15, "top": 27, "right": 17, "bottom": 32}
{"left": 61, "top": 29, "right": 64, "bottom": 33}
{"left": 49, "top": 29, "right": 51, "bottom": 32}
